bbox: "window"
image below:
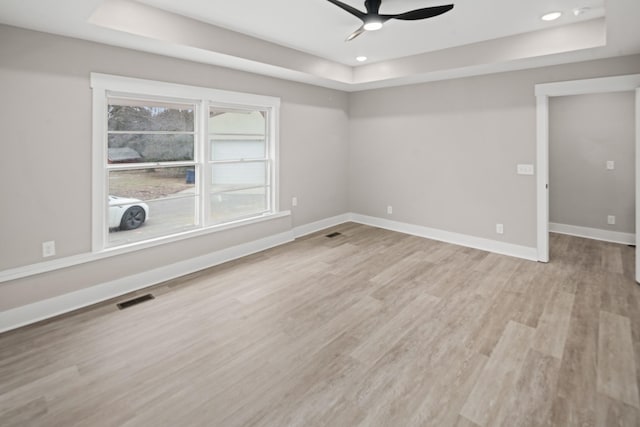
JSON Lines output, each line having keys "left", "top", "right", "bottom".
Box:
{"left": 209, "top": 107, "right": 271, "bottom": 225}
{"left": 92, "top": 74, "right": 280, "bottom": 251}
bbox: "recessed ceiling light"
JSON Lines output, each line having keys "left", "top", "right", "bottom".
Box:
{"left": 356, "top": 56, "right": 368, "bottom": 62}
{"left": 541, "top": 11, "right": 562, "bottom": 21}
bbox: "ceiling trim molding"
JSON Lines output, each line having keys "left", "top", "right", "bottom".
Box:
{"left": 1, "top": 0, "right": 639, "bottom": 91}
{"left": 87, "top": 1, "right": 616, "bottom": 91}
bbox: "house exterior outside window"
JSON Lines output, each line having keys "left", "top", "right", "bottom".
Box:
{"left": 91, "top": 73, "right": 280, "bottom": 251}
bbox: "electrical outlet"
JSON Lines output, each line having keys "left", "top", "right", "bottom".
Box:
{"left": 387, "top": 205, "right": 393, "bottom": 215}
{"left": 42, "top": 241, "right": 56, "bottom": 258}
{"left": 292, "top": 196, "right": 298, "bottom": 207}
{"left": 496, "top": 224, "right": 504, "bottom": 234}
{"left": 608, "top": 215, "right": 616, "bottom": 225}
{"left": 606, "top": 160, "right": 615, "bottom": 170}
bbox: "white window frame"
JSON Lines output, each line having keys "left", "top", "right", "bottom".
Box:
{"left": 207, "top": 103, "right": 274, "bottom": 225}
{"left": 91, "top": 73, "right": 281, "bottom": 253}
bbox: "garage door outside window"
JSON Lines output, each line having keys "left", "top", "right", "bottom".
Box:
{"left": 91, "top": 73, "right": 280, "bottom": 251}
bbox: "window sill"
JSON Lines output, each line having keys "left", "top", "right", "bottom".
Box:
{"left": 102, "top": 211, "right": 291, "bottom": 256}
{"left": 0, "top": 211, "right": 291, "bottom": 284}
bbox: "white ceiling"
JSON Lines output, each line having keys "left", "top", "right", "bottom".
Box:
{"left": 0, "top": 0, "right": 639, "bottom": 91}
{"left": 138, "top": 0, "right": 605, "bottom": 65}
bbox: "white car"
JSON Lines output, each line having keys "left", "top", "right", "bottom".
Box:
{"left": 109, "top": 196, "right": 150, "bottom": 230}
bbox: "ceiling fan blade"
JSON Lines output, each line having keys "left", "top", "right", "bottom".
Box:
{"left": 383, "top": 4, "right": 454, "bottom": 21}
{"left": 326, "top": 0, "right": 366, "bottom": 20}
{"left": 345, "top": 26, "right": 366, "bottom": 42}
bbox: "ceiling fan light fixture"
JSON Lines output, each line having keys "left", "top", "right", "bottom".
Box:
{"left": 541, "top": 11, "right": 562, "bottom": 21}
{"left": 363, "top": 20, "right": 383, "bottom": 31}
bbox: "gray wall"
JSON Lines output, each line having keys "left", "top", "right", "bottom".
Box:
{"left": 1, "top": 22, "right": 640, "bottom": 313}
{"left": 549, "top": 92, "right": 636, "bottom": 233}
{"left": 349, "top": 55, "right": 640, "bottom": 248}
{"left": 0, "top": 25, "right": 349, "bottom": 310}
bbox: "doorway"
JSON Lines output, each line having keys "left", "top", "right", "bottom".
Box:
{"left": 535, "top": 74, "right": 640, "bottom": 282}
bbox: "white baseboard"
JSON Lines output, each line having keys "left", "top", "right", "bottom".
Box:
{"left": 549, "top": 222, "right": 635, "bottom": 245}
{"left": 0, "top": 213, "right": 541, "bottom": 333}
{"left": 0, "top": 214, "right": 350, "bottom": 334}
{"left": 292, "top": 213, "right": 352, "bottom": 238}
{"left": 350, "top": 213, "right": 538, "bottom": 261}
{"left": 0, "top": 211, "right": 292, "bottom": 284}
{"left": 0, "top": 230, "right": 295, "bottom": 334}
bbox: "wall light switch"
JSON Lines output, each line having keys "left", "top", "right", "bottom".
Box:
{"left": 606, "top": 160, "right": 615, "bottom": 170}
{"left": 292, "top": 196, "right": 298, "bottom": 207}
{"left": 517, "top": 164, "right": 535, "bottom": 175}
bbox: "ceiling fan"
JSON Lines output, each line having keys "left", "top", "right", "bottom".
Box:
{"left": 326, "top": 0, "right": 454, "bottom": 41}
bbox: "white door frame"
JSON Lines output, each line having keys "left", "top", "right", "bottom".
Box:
{"left": 636, "top": 88, "right": 640, "bottom": 282}
{"left": 535, "top": 74, "right": 640, "bottom": 282}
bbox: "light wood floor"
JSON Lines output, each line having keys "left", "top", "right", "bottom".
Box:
{"left": 1, "top": 223, "right": 639, "bottom": 426}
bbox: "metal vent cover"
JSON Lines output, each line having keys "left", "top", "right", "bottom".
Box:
{"left": 117, "top": 294, "right": 155, "bottom": 310}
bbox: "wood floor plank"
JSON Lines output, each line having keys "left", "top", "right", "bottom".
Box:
{"left": 414, "top": 262, "right": 477, "bottom": 299}
{"left": 353, "top": 343, "right": 482, "bottom": 427}
{"left": 600, "top": 271, "right": 635, "bottom": 318}
{"left": 406, "top": 351, "right": 488, "bottom": 427}
{"left": 620, "top": 242, "right": 636, "bottom": 281}
{"left": 350, "top": 294, "right": 441, "bottom": 367}
{"left": 494, "top": 349, "right": 561, "bottom": 427}
{"left": 501, "top": 260, "right": 545, "bottom": 295}
{"left": 597, "top": 310, "right": 640, "bottom": 408}
{"left": 596, "top": 393, "right": 640, "bottom": 427}
{"left": 627, "top": 279, "right": 640, "bottom": 412}
{"left": 465, "top": 268, "right": 513, "bottom": 298}
{"left": 473, "top": 252, "right": 523, "bottom": 277}
{"left": 370, "top": 250, "right": 431, "bottom": 285}
{"left": 0, "top": 397, "right": 47, "bottom": 427}
{"left": 454, "top": 415, "right": 482, "bottom": 427}
{"left": 471, "top": 290, "right": 530, "bottom": 356}
{"left": 548, "top": 395, "right": 576, "bottom": 427}
{"left": 460, "top": 320, "right": 535, "bottom": 426}
{"left": 222, "top": 333, "right": 364, "bottom": 427}
{"left": 601, "top": 245, "right": 625, "bottom": 275}
{"left": 341, "top": 314, "right": 446, "bottom": 417}
{"left": 532, "top": 289, "right": 575, "bottom": 358}
{"left": 0, "top": 366, "right": 79, "bottom": 413}
{"left": 552, "top": 272, "right": 600, "bottom": 427}
{"left": 0, "top": 225, "right": 638, "bottom": 426}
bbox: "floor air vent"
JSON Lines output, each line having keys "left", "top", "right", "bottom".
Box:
{"left": 117, "top": 294, "right": 155, "bottom": 310}
{"left": 326, "top": 232, "right": 342, "bottom": 238}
